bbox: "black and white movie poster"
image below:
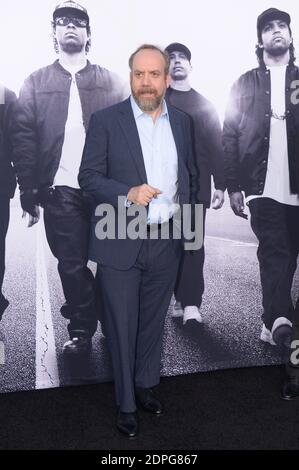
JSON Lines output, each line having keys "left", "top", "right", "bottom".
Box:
{"left": 0, "top": 0, "right": 298, "bottom": 393}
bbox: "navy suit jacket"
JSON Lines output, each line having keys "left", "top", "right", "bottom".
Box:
{"left": 79, "top": 97, "right": 198, "bottom": 270}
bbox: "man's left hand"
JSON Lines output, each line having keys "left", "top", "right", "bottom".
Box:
{"left": 22, "top": 208, "right": 40, "bottom": 227}
{"left": 212, "top": 190, "right": 224, "bottom": 209}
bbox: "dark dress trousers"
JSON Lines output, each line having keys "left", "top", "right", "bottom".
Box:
{"left": 79, "top": 98, "right": 197, "bottom": 411}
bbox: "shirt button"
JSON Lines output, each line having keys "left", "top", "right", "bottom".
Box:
{"left": 265, "top": 113, "right": 270, "bottom": 118}
{"left": 258, "top": 190, "right": 263, "bottom": 194}
{"left": 265, "top": 90, "right": 270, "bottom": 95}
{"left": 262, "top": 160, "right": 267, "bottom": 164}
{"left": 264, "top": 136, "right": 268, "bottom": 141}
{"left": 259, "top": 181, "right": 264, "bottom": 186}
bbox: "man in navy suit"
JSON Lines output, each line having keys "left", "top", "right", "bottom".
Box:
{"left": 79, "top": 44, "right": 197, "bottom": 437}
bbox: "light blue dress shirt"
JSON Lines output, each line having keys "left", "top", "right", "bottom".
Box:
{"left": 130, "top": 96, "right": 179, "bottom": 224}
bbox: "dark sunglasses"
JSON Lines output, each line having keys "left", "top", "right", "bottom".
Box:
{"left": 55, "top": 16, "right": 88, "bottom": 28}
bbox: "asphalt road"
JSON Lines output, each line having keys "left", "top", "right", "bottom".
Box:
{"left": 0, "top": 199, "right": 292, "bottom": 393}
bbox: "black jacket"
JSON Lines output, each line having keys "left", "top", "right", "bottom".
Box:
{"left": 0, "top": 86, "right": 17, "bottom": 198}
{"left": 12, "top": 60, "right": 128, "bottom": 191}
{"left": 223, "top": 63, "right": 299, "bottom": 196}
{"left": 166, "top": 87, "right": 225, "bottom": 206}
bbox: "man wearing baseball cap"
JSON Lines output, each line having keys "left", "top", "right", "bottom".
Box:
{"left": 12, "top": 1, "right": 127, "bottom": 354}
{"left": 0, "top": 86, "right": 16, "bottom": 321}
{"left": 223, "top": 8, "right": 299, "bottom": 357}
{"left": 165, "top": 42, "right": 225, "bottom": 326}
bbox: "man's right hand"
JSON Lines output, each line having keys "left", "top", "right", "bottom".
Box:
{"left": 20, "top": 189, "right": 40, "bottom": 220}
{"left": 229, "top": 191, "right": 248, "bottom": 220}
{"left": 127, "top": 184, "right": 162, "bottom": 206}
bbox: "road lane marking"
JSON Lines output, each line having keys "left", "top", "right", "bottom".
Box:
{"left": 0, "top": 341, "right": 4, "bottom": 365}
{"left": 36, "top": 219, "right": 60, "bottom": 389}
{"left": 206, "top": 235, "right": 257, "bottom": 247}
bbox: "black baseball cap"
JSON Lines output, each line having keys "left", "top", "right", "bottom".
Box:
{"left": 165, "top": 43, "right": 191, "bottom": 62}
{"left": 53, "top": 1, "right": 89, "bottom": 24}
{"left": 257, "top": 8, "right": 291, "bottom": 41}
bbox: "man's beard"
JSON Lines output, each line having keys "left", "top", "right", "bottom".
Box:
{"left": 265, "top": 40, "right": 290, "bottom": 57}
{"left": 132, "top": 87, "right": 165, "bottom": 112}
{"left": 60, "top": 39, "right": 85, "bottom": 54}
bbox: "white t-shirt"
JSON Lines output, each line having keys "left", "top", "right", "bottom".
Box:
{"left": 53, "top": 61, "right": 87, "bottom": 189}
{"left": 247, "top": 64, "right": 299, "bottom": 206}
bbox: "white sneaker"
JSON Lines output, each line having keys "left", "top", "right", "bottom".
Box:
{"left": 171, "top": 300, "right": 184, "bottom": 318}
{"left": 183, "top": 306, "right": 203, "bottom": 325}
{"left": 271, "top": 317, "right": 292, "bottom": 348}
{"left": 260, "top": 324, "right": 276, "bottom": 345}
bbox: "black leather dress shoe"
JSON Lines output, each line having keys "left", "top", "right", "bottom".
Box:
{"left": 63, "top": 335, "right": 92, "bottom": 355}
{"left": 281, "top": 373, "right": 299, "bottom": 400}
{"left": 0, "top": 297, "right": 9, "bottom": 321}
{"left": 116, "top": 411, "right": 138, "bottom": 437}
{"left": 135, "top": 387, "right": 163, "bottom": 415}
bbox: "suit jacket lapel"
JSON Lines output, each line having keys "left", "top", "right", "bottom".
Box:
{"left": 117, "top": 99, "right": 148, "bottom": 184}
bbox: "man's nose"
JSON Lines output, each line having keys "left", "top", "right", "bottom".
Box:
{"left": 67, "top": 21, "right": 76, "bottom": 28}
{"left": 141, "top": 74, "right": 151, "bottom": 86}
{"left": 273, "top": 24, "right": 281, "bottom": 34}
